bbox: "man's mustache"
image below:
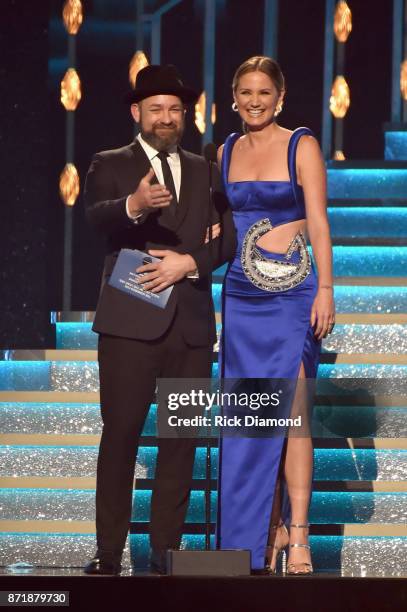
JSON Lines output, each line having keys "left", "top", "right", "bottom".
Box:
{"left": 153, "top": 124, "right": 178, "bottom": 129}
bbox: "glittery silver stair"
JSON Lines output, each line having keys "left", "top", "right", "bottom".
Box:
{"left": 0, "top": 338, "right": 406, "bottom": 574}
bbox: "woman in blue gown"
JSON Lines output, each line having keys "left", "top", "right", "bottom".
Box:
{"left": 216, "top": 56, "right": 335, "bottom": 574}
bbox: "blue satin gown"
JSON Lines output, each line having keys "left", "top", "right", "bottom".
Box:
{"left": 216, "top": 127, "right": 321, "bottom": 570}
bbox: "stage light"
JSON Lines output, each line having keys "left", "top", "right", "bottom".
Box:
{"left": 400, "top": 59, "right": 407, "bottom": 100}
{"left": 60, "top": 164, "right": 80, "bottom": 206}
{"left": 334, "top": 150, "right": 346, "bottom": 160}
{"left": 62, "top": 0, "right": 83, "bottom": 35}
{"left": 211, "top": 102, "right": 217, "bottom": 126}
{"left": 61, "top": 68, "right": 82, "bottom": 111}
{"left": 329, "top": 76, "right": 350, "bottom": 118}
{"left": 129, "top": 51, "right": 149, "bottom": 88}
{"left": 195, "top": 92, "right": 206, "bottom": 134}
{"left": 195, "top": 91, "right": 216, "bottom": 134}
{"left": 334, "top": 1, "right": 352, "bottom": 43}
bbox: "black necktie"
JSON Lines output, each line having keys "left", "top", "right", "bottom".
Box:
{"left": 157, "top": 151, "right": 177, "bottom": 215}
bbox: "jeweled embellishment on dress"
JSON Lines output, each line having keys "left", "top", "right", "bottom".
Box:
{"left": 241, "top": 218, "right": 311, "bottom": 292}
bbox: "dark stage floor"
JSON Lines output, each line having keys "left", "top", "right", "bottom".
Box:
{"left": 0, "top": 568, "right": 406, "bottom": 612}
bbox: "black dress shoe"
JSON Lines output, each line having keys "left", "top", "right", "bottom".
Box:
{"left": 150, "top": 549, "right": 168, "bottom": 575}
{"left": 83, "top": 556, "right": 122, "bottom": 576}
{"left": 251, "top": 567, "right": 273, "bottom": 576}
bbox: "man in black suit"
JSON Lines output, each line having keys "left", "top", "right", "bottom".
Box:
{"left": 83, "top": 65, "right": 236, "bottom": 575}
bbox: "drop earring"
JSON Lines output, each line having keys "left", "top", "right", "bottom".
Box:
{"left": 274, "top": 102, "right": 283, "bottom": 117}
{"left": 232, "top": 102, "right": 238, "bottom": 112}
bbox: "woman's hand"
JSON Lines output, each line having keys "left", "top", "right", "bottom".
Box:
{"left": 310, "top": 288, "right": 335, "bottom": 340}
{"left": 205, "top": 223, "right": 221, "bottom": 243}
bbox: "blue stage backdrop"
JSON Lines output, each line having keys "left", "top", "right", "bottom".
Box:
{"left": 0, "top": 0, "right": 52, "bottom": 349}
{"left": 0, "top": 0, "right": 393, "bottom": 347}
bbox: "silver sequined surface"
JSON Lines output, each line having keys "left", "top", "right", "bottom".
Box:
{"left": 28, "top": 363, "right": 407, "bottom": 392}
{"left": 372, "top": 408, "right": 407, "bottom": 437}
{"left": 0, "top": 534, "right": 405, "bottom": 575}
{"left": 50, "top": 362, "right": 99, "bottom": 392}
{"left": 0, "top": 447, "right": 405, "bottom": 480}
{"left": 322, "top": 324, "right": 407, "bottom": 353}
{"left": 332, "top": 287, "right": 407, "bottom": 313}
{"left": 0, "top": 490, "right": 96, "bottom": 521}
{"left": 1, "top": 404, "right": 406, "bottom": 437}
{"left": 0, "top": 403, "right": 101, "bottom": 434}
{"left": 313, "top": 406, "right": 407, "bottom": 438}
{"left": 0, "top": 534, "right": 131, "bottom": 568}
{"left": 0, "top": 447, "right": 151, "bottom": 479}
{"left": 340, "top": 537, "right": 407, "bottom": 577}
{"left": 317, "top": 369, "right": 407, "bottom": 384}
{"left": 0, "top": 491, "right": 405, "bottom": 523}
{"left": 312, "top": 493, "right": 407, "bottom": 523}
{"left": 314, "top": 450, "right": 407, "bottom": 481}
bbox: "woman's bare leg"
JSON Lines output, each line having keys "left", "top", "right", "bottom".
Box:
{"left": 266, "top": 460, "right": 289, "bottom": 569}
{"left": 284, "top": 362, "right": 313, "bottom": 571}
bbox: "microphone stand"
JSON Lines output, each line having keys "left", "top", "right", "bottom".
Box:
{"left": 204, "top": 148, "right": 214, "bottom": 552}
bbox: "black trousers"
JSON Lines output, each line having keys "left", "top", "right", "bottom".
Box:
{"left": 95, "top": 314, "right": 212, "bottom": 557}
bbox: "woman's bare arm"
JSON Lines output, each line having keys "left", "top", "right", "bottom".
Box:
{"left": 217, "top": 144, "right": 224, "bottom": 170}
{"left": 297, "top": 135, "right": 335, "bottom": 339}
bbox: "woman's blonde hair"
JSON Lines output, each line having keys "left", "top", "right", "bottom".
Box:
{"left": 232, "top": 56, "right": 285, "bottom": 95}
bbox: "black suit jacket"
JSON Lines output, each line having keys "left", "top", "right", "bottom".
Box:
{"left": 84, "top": 139, "right": 237, "bottom": 345}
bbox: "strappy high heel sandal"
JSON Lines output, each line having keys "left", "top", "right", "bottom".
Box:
{"left": 265, "top": 522, "right": 289, "bottom": 574}
{"left": 286, "top": 523, "right": 313, "bottom": 575}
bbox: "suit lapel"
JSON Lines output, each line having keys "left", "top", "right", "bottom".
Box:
{"left": 129, "top": 139, "right": 152, "bottom": 176}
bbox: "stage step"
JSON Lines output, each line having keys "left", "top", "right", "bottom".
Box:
{"left": 3, "top": 351, "right": 407, "bottom": 363}
{"left": 0, "top": 477, "right": 405, "bottom": 492}
{"left": 52, "top": 315, "right": 407, "bottom": 349}
{"left": 213, "top": 284, "right": 407, "bottom": 313}
{"left": 16, "top": 319, "right": 407, "bottom": 352}
{"left": 384, "top": 125, "right": 407, "bottom": 161}
{"left": 0, "top": 303, "right": 405, "bottom": 569}
{"left": 0, "top": 532, "right": 132, "bottom": 569}
{"left": 1, "top": 402, "right": 406, "bottom": 438}
{"left": 0, "top": 446, "right": 405, "bottom": 481}
{"left": 0, "top": 388, "right": 405, "bottom": 406}
{"left": 0, "top": 532, "right": 405, "bottom": 575}
{"left": 0, "top": 489, "right": 405, "bottom": 526}
{"left": 327, "top": 163, "right": 407, "bottom": 199}
{"left": 328, "top": 207, "right": 407, "bottom": 242}
{"left": 47, "top": 285, "right": 407, "bottom": 348}
{"left": 322, "top": 324, "right": 407, "bottom": 354}
{"left": 0, "top": 361, "right": 406, "bottom": 391}
{"left": 4, "top": 321, "right": 407, "bottom": 357}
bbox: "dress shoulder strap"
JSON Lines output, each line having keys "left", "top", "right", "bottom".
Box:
{"left": 221, "top": 132, "right": 240, "bottom": 187}
{"left": 287, "top": 127, "right": 315, "bottom": 207}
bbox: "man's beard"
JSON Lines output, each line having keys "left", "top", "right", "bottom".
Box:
{"left": 141, "top": 123, "right": 184, "bottom": 151}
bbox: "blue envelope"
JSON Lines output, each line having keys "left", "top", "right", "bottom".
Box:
{"left": 108, "top": 249, "right": 173, "bottom": 309}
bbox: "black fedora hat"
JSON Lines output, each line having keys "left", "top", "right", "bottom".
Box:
{"left": 125, "top": 64, "right": 199, "bottom": 104}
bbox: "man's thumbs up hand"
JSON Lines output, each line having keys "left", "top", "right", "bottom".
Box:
{"left": 128, "top": 166, "right": 173, "bottom": 215}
